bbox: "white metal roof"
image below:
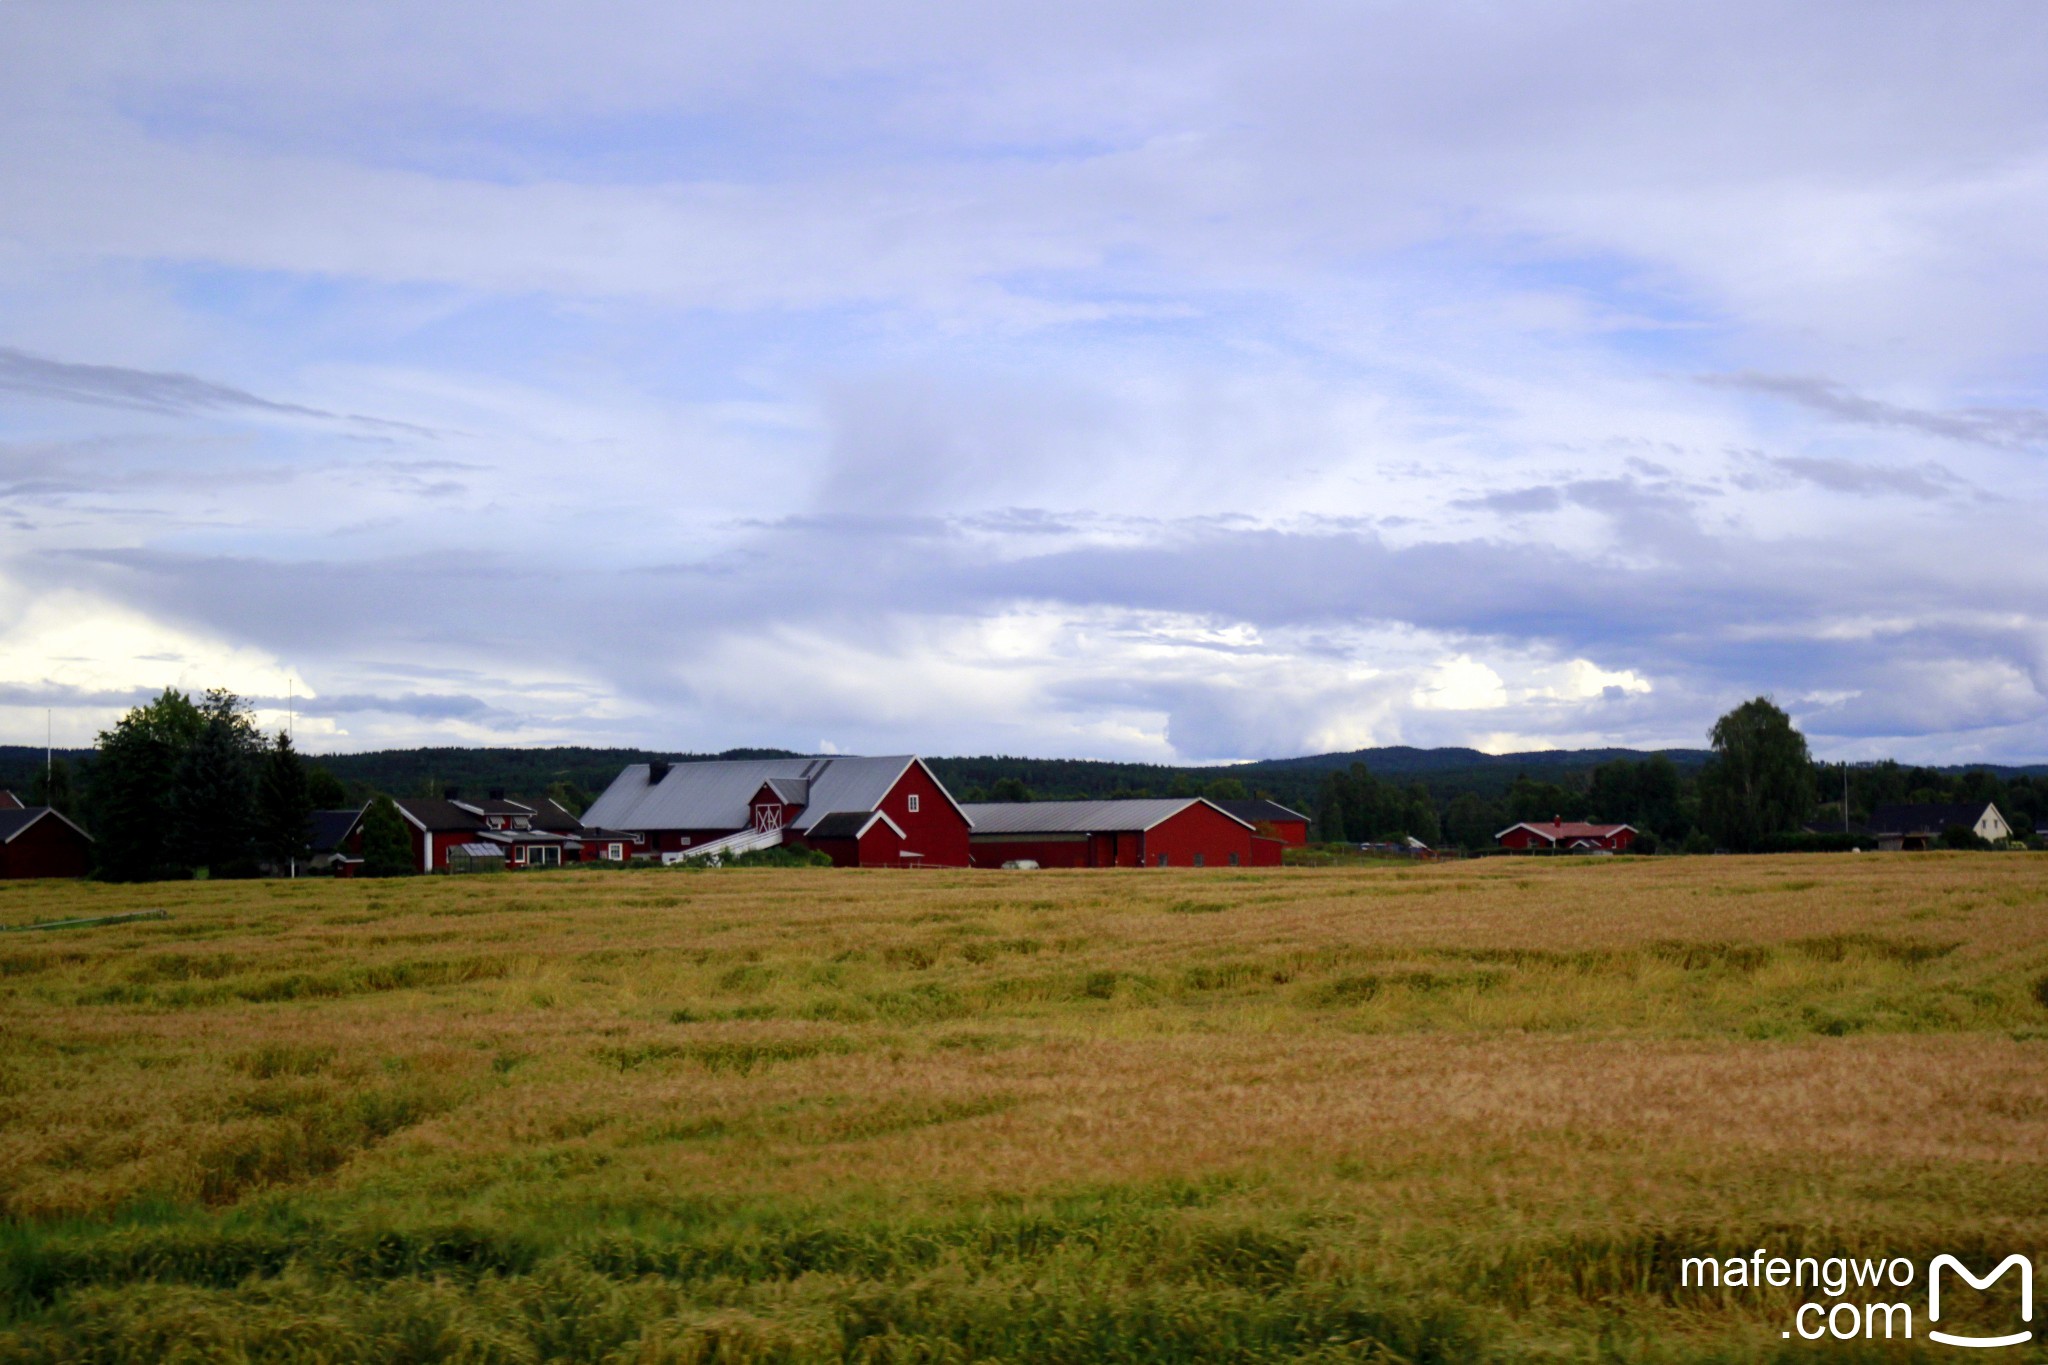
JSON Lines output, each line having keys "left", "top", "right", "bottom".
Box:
{"left": 958, "top": 797, "right": 1253, "bottom": 836}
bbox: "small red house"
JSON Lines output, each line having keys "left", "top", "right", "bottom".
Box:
{"left": 0, "top": 803, "right": 95, "bottom": 879}
{"left": 960, "top": 797, "right": 1284, "bottom": 868}
{"left": 1495, "top": 818, "right": 1638, "bottom": 852}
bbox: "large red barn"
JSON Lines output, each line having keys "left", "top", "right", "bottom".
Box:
{"left": 0, "top": 800, "right": 94, "bottom": 880}
{"left": 583, "top": 755, "right": 972, "bottom": 868}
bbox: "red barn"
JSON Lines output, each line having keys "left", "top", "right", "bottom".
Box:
{"left": 0, "top": 804, "right": 95, "bottom": 879}
{"left": 1495, "top": 818, "right": 1637, "bottom": 852}
{"left": 960, "top": 797, "right": 1283, "bottom": 868}
{"left": 340, "top": 790, "right": 587, "bottom": 872}
{"left": 583, "top": 755, "right": 972, "bottom": 868}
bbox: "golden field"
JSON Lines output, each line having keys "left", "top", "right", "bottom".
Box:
{"left": 1, "top": 855, "right": 2045, "bottom": 1362}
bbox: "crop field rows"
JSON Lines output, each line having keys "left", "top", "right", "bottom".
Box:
{"left": 2, "top": 856, "right": 2046, "bottom": 1362}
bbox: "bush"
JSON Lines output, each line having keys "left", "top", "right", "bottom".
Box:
{"left": 1941, "top": 824, "right": 1989, "bottom": 851}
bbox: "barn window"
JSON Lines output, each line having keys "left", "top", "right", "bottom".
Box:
{"left": 1229, "top": 852, "right": 1241, "bottom": 866}
{"left": 1154, "top": 853, "right": 1168, "bottom": 867}
{"left": 907, "top": 794, "right": 920, "bottom": 813}
{"left": 1193, "top": 853, "right": 1205, "bottom": 866}
{"left": 608, "top": 843, "right": 622, "bottom": 861}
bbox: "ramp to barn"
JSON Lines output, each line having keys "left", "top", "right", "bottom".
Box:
{"left": 663, "top": 825, "right": 784, "bottom": 865}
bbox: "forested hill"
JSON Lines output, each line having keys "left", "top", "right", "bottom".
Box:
{"left": 8, "top": 741, "right": 2048, "bottom": 831}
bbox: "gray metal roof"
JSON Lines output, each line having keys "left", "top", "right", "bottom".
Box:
{"left": 583, "top": 756, "right": 952, "bottom": 834}
{"left": 957, "top": 797, "right": 1252, "bottom": 836}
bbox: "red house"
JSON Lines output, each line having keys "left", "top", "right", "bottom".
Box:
{"left": 341, "top": 790, "right": 597, "bottom": 872}
{"left": 583, "top": 755, "right": 972, "bottom": 868}
{"left": 0, "top": 794, "right": 94, "bottom": 880}
{"left": 1495, "top": 818, "right": 1638, "bottom": 852}
{"left": 960, "top": 797, "right": 1284, "bottom": 868}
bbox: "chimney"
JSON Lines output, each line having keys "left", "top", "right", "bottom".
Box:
{"left": 444, "top": 786, "right": 460, "bottom": 800}
{"left": 1553, "top": 814, "right": 1562, "bottom": 826}
{"left": 649, "top": 760, "right": 672, "bottom": 784}
{"left": 488, "top": 788, "right": 506, "bottom": 801}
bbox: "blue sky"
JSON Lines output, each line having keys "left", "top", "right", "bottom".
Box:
{"left": 3, "top": 1, "right": 2047, "bottom": 762}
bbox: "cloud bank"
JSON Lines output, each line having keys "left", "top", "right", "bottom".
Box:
{"left": 3, "top": 1, "right": 2048, "bottom": 763}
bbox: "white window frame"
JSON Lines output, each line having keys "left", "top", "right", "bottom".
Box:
{"left": 608, "top": 842, "right": 623, "bottom": 861}
{"left": 907, "top": 793, "right": 920, "bottom": 813}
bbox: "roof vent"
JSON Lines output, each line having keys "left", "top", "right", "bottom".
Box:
{"left": 649, "top": 760, "right": 672, "bottom": 784}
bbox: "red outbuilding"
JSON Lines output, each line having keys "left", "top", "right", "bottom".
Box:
{"left": 1213, "top": 799, "right": 1311, "bottom": 847}
{"left": 1495, "top": 818, "right": 1638, "bottom": 852}
{"left": 0, "top": 801, "right": 95, "bottom": 879}
{"left": 960, "top": 797, "right": 1284, "bottom": 868}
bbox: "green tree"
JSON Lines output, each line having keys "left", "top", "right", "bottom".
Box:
{"left": 256, "top": 731, "right": 314, "bottom": 873}
{"left": 306, "top": 765, "right": 350, "bottom": 809}
{"left": 358, "top": 795, "right": 415, "bottom": 877}
{"left": 1404, "top": 783, "right": 1441, "bottom": 845}
{"left": 1204, "top": 777, "right": 1248, "bottom": 802}
{"left": 91, "top": 688, "right": 206, "bottom": 881}
{"left": 1696, "top": 697, "right": 1816, "bottom": 852}
{"left": 1314, "top": 774, "right": 1349, "bottom": 843}
{"left": 174, "top": 701, "right": 260, "bottom": 877}
{"left": 989, "top": 777, "right": 1033, "bottom": 803}
{"left": 29, "top": 757, "right": 74, "bottom": 816}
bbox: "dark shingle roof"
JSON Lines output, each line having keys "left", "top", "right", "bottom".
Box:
{"left": 0, "top": 807, "right": 92, "bottom": 843}
{"left": 1867, "top": 802, "right": 2000, "bottom": 835}
{"left": 394, "top": 798, "right": 486, "bottom": 832}
{"left": 805, "top": 810, "right": 899, "bottom": 840}
{"left": 1212, "top": 799, "right": 1309, "bottom": 826}
{"left": 308, "top": 809, "right": 361, "bottom": 853}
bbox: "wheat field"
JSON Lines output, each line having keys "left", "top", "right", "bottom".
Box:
{"left": 2, "top": 855, "right": 2045, "bottom": 1362}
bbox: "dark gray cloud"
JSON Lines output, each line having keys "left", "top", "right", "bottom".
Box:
{"left": 1707, "top": 373, "right": 2048, "bottom": 451}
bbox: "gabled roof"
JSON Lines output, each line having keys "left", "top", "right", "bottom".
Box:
{"left": 960, "top": 797, "right": 1255, "bottom": 836}
{"left": 583, "top": 756, "right": 965, "bottom": 835}
{"left": 1867, "top": 802, "right": 2001, "bottom": 835}
{"left": 0, "top": 790, "right": 23, "bottom": 810}
{"left": 525, "top": 798, "right": 585, "bottom": 833}
{"left": 1212, "top": 798, "right": 1310, "bottom": 826}
{"left": 763, "top": 777, "right": 811, "bottom": 805}
{"left": 308, "top": 809, "right": 362, "bottom": 853}
{"left": 392, "top": 798, "right": 487, "bottom": 833}
{"left": 0, "top": 806, "right": 94, "bottom": 844}
{"left": 1494, "top": 820, "right": 1635, "bottom": 842}
{"left": 805, "top": 810, "right": 905, "bottom": 840}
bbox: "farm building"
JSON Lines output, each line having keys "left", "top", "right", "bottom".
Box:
{"left": 1495, "top": 819, "right": 1638, "bottom": 853}
{"left": 340, "top": 790, "right": 607, "bottom": 873}
{"left": 0, "top": 793, "right": 94, "bottom": 879}
{"left": 1211, "top": 798, "right": 1310, "bottom": 846}
{"left": 1867, "top": 802, "right": 2012, "bottom": 850}
{"left": 582, "top": 756, "right": 971, "bottom": 868}
{"left": 959, "top": 797, "right": 1283, "bottom": 868}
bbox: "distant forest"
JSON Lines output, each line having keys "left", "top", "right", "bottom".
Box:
{"left": 9, "top": 738, "right": 2046, "bottom": 854}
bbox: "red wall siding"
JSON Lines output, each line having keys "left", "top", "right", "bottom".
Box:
{"left": 1258, "top": 819, "right": 1309, "bottom": 847}
{"left": 1497, "top": 828, "right": 1544, "bottom": 850}
{"left": 968, "top": 836, "right": 1091, "bottom": 869}
{"left": 0, "top": 815, "right": 93, "bottom": 879}
{"left": 1250, "top": 836, "right": 1285, "bottom": 867}
{"left": 1141, "top": 804, "right": 1255, "bottom": 868}
{"left": 876, "top": 762, "right": 971, "bottom": 868}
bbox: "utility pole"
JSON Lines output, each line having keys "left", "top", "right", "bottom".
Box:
{"left": 1843, "top": 761, "right": 1850, "bottom": 833}
{"left": 46, "top": 708, "right": 52, "bottom": 798}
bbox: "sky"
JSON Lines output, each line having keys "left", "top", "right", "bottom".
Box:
{"left": 3, "top": 2, "right": 2047, "bottom": 764}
